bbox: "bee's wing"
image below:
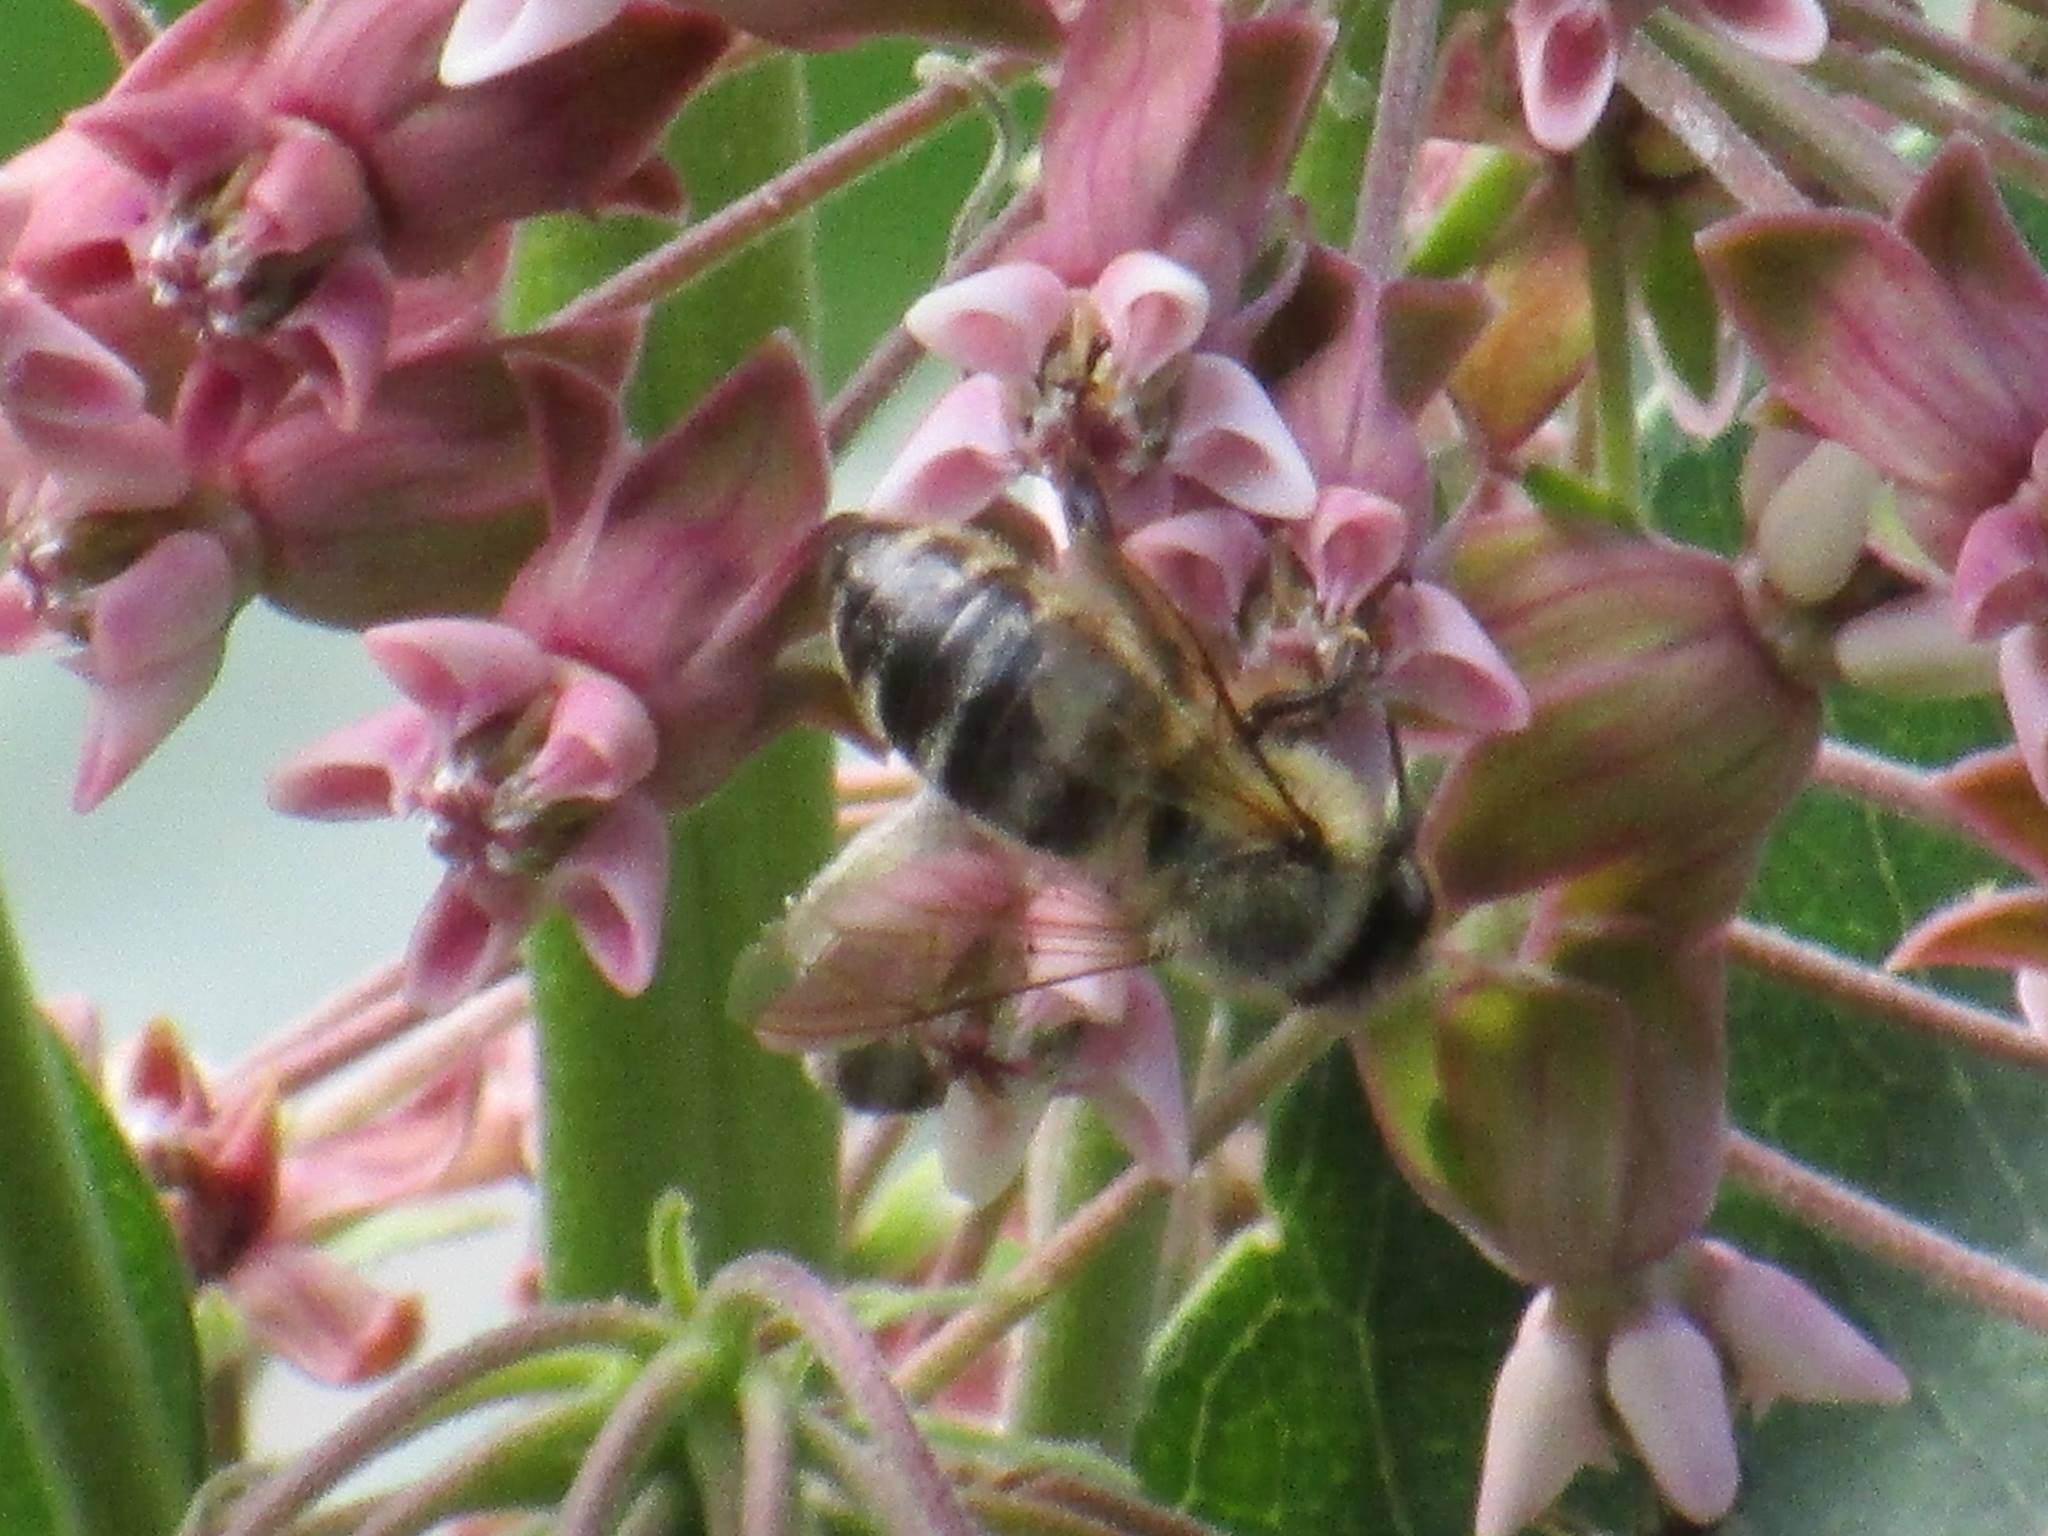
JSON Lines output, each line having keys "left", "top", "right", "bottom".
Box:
{"left": 737, "top": 796, "right": 1156, "bottom": 1053}
{"left": 1056, "top": 528, "right": 1322, "bottom": 847}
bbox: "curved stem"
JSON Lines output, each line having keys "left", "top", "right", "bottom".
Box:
{"left": 348, "top": 1393, "right": 616, "bottom": 1536}
{"left": 1728, "top": 920, "right": 2048, "bottom": 1074}
{"left": 739, "top": 1374, "right": 796, "bottom": 1536}
{"left": 1809, "top": 45, "right": 2048, "bottom": 204}
{"left": 1618, "top": 36, "right": 1808, "bottom": 214}
{"left": 1725, "top": 1132, "right": 2048, "bottom": 1336}
{"left": 219, "top": 1304, "right": 670, "bottom": 1536}
{"left": 1827, "top": 0, "right": 2048, "bottom": 122}
{"left": 1810, "top": 740, "right": 1964, "bottom": 833}
{"left": 225, "top": 961, "right": 412, "bottom": 1099}
{"left": 1348, "top": 0, "right": 1443, "bottom": 278}
{"left": 556, "top": 1345, "right": 716, "bottom": 1536}
{"left": 823, "top": 189, "right": 1041, "bottom": 455}
{"left": 554, "top": 55, "right": 1029, "bottom": 329}
{"left": 1572, "top": 131, "right": 1640, "bottom": 512}
{"left": 894, "top": 1003, "right": 1354, "bottom": 1401}
{"left": 707, "top": 1256, "right": 977, "bottom": 1536}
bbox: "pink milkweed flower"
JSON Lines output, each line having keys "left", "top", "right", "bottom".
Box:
{"left": 272, "top": 338, "right": 833, "bottom": 1007}
{"left": 112, "top": 1018, "right": 524, "bottom": 1384}
{"left": 739, "top": 796, "right": 1189, "bottom": 1205}
{"left": 438, "top": 0, "right": 1059, "bottom": 89}
{"left": 54, "top": 0, "right": 724, "bottom": 454}
{"left": 1703, "top": 140, "right": 2048, "bottom": 796}
{"left": 1352, "top": 914, "right": 1905, "bottom": 1533}
{"left": 1509, "top": 0, "right": 1824, "bottom": 152}
{"left": 872, "top": 0, "right": 1331, "bottom": 533}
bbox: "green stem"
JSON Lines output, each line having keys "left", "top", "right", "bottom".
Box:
{"left": 1007, "top": 1107, "right": 1170, "bottom": 1457}
{"left": 1571, "top": 133, "right": 1640, "bottom": 514}
{"left": 0, "top": 890, "right": 193, "bottom": 1536}
{"left": 1403, "top": 149, "right": 1544, "bottom": 280}
{"left": 511, "top": 54, "right": 839, "bottom": 1301}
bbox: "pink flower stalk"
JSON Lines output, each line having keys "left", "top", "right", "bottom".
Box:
{"left": 1704, "top": 140, "right": 2048, "bottom": 795}
{"left": 38, "top": 0, "right": 724, "bottom": 454}
{"left": 1353, "top": 914, "right": 1904, "bottom": 1533}
{"left": 1508, "top": 0, "right": 1825, "bottom": 151}
{"left": 739, "top": 796, "right": 1189, "bottom": 1205}
{"left": 438, "top": 0, "right": 1059, "bottom": 89}
{"left": 272, "top": 339, "right": 832, "bottom": 1007}
{"left": 872, "top": 0, "right": 1330, "bottom": 535}
{"left": 113, "top": 1018, "right": 523, "bottom": 1384}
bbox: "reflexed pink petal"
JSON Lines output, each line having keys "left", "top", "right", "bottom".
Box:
{"left": 904, "top": 263, "right": 1072, "bottom": 379}
{"left": 512, "top": 356, "right": 625, "bottom": 532}
{"left": 1605, "top": 1309, "right": 1740, "bottom": 1525}
{"left": 365, "top": 618, "right": 551, "bottom": 734}
{"left": 1833, "top": 591, "right": 1998, "bottom": 699}
{"left": 1696, "top": 0, "right": 1827, "bottom": 61}
{"left": 175, "top": 350, "right": 292, "bottom": 470}
{"left": 72, "top": 638, "right": 226, "bottom": 810}
{"left": 1058, "top": 972, "right": 1189, "bottom": 1183}
{"left": 2001, "top": 623, "right": 2048, "bottom": 797}
{"left": 1701, "top": 212, "right": 2034, "bottom": 504}
{"left": 1511, "top": 0, "right": 1621, "bottom": 152}
{"left": 107, "top": 0, "right": 288, "bottom": 102}
{"left": 0, "top": 173, "right": 29, "bottom": 261}
{"left": 66, "top": 89, "right": 258, "bottom": 190}
{"left": 1165, "top": 355, "right": 1316, "bottom": 520}
{"left": 608, "top": 335, "right": 827, "bottom": 547}
{"left": 523, "top": 667, "right": 659, "bottom": 802}
{"left": 1889, "top": 887, "right": 2048, "bottom": 973}
{"left": 1693, "top": 1242, "right": 1907, "bottom": 1411}
{"left": 1380, "top": 582, "right": 1533, "bottom": 735}
{"left": 86, "top": 531, "right": 237, "bottom": 680}
{"left": 122, "top": 1017, "right": 211, "bottom": 1125}
{"left": 276, "top": 1067, "right": 484, "bottom": 1237}
{"left": 1898, "top": 140, "right": 2048, "bottom": 428}
{"left": 1031, "top": 0, "right": 1222, "bottom": 279}
{"left": 269, "top": 705, "right": 436, "bottom": 820}
{"left": 230, "top": 1244, "right": 423, "bottom": 1385}
{"left": 551, "top": 793, "right": 671, "bottom": 997}
{"left": 869, "top": 374, "right": 1023, "bottom": 522}
{"left": 1935, "top": 746, "right": 2048, "bottom": 879}
{"left": 439, "top": 0, "right": 625, "bottom": 87}
{"left": 1954, "top": 499, "right": 2048, "bottom": 639}
{"left": 1297, "top": 488, "right": 1409, "bottom": 618}
{"left": 937, "top": 1077, "right": 1048, "bottom": 1207}
{"left": 0, "top": 571, "right": 50, "bottom": 655}
{"left": 1122, "top": 509, "right": 1266, "bottom": 633}
{"left": 1475, "top": 1295, "right": 1613, "bottom": 1536}
{"left": 406, "top": 875, "right": 533, "bottom": 1012}
{"left": 1750, "top": 439, "right": 1880, "bottom": 605}
{"left": 0, "top": 285, "right": 148, "bottom": 425}
{"left": 1092, "top": 251, "right": 1210, "bottom": 388}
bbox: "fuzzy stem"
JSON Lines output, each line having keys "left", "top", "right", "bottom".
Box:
{"left": 1809, "top": 45, "right": 2048, "bottom": 203}
{"left": 1008, "top": 1106, "right": 1170, "bottom": 1457}
{"left": 739, "top": 1374, "right": 796, "bottom": 1536}
{"left": 553, "top": 56, "right": 1028, "bottom": 329}
{"left": 840, "top": 1117, "right": 912, "bottom": 1230}
{"left": 556, "top": 1345, "right": 717, "bottom": 1536}
{"left": 1617, "top": 36, "right": 1809, "bottom": 214}
{"left": 287, "top": 975, "right": 530, "bottom": 1140}
{"left": 823, "top": 189, "right": 1041, "bottom": 455}
{"left": 894, "top": 1004, "right": 1353, "bottom": 1401}
{"left": 1725, "top": 1132, "right": 2048, "bottom": 1336}
{"left": 0, "top": 888, "right": 194, "bottom": 1536}
{"left": 1810, "top": 740, "right": 1967, "bottom": 833}
{"left": 515, "top": 55, "right": 839, "bottom": 1299}
{"left": 1349, "top": 0, "right": 1443, "bottom": 278}
{"left": 1728, "top": 920, "right": 2048, "bottom": 1074}
{"left": 224, "top": 961, "right": 410, "bottom": 1098}
{"left": 1571, "top": 132, "right": 1641, "bottom": 512}
{"left": 619, "top": 1483, "right": 686, "bottom": 1536}
{"left": 218, "top": 1304, "right": 669, "bottom": 1536}
{"left": 706, "top": 1256, "right": 977, "bottom": 1536}
{"left": 1403, "top": 149, "right": 1547, "bottom": 279}
{"left": 1645, "top": 12, "right": 1912, "bottom": 210}
{"left": 1827, "top": 0, "right": 2048, "bottom": 122}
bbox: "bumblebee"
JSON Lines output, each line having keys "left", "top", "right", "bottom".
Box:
{"left": 821, "top": 482, "right": 1431, "bottom": 1012}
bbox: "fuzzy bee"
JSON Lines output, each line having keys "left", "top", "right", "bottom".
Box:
{"left": 817, "top": 479, "right": 1432, "bottom": 1017}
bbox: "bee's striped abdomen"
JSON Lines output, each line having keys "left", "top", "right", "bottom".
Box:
{"left": 828, "top": 522, "right": 1142, "bottom": 859}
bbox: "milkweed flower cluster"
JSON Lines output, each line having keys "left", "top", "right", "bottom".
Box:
{"left": 11, "top": 0, "right": 2048, "bottom": 1528}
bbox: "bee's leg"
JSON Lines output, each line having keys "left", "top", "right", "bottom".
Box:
{"left": 1241, "top": 634, "right": 1373, "bottom": 740}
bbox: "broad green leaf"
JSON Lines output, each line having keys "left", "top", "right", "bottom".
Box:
{"left": 1133, "top": 1053, "right": 1524, "bottom": 1535}
{"left": 1, "top": 0, "right": 115, "bottom": 159}
{"left": 1649, "top": 429, "right": 2048, "bottom": 1535}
